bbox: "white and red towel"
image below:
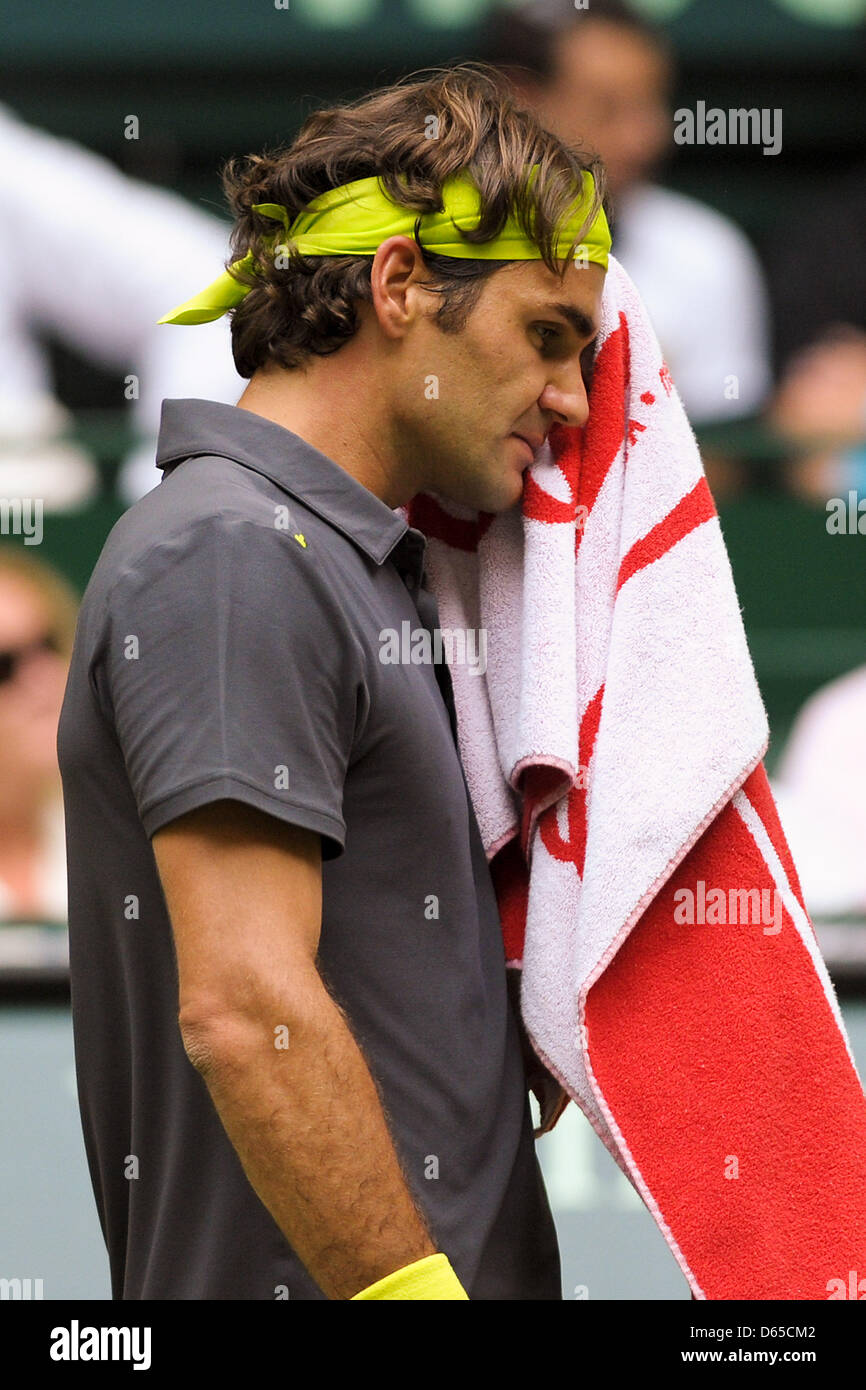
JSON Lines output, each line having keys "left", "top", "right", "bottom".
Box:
{"left": 401, "top": 254, "right": 866, "bottom": 1301}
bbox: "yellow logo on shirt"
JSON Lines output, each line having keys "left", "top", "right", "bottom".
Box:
{"left": 293, "top": 533, "right": 307, "bottom": 548}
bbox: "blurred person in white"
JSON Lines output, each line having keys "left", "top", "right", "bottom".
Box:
{"left": 772, "top": 666, "right": 866, "bottom": 920}
{"left": 0, "top": 105, "right": 243, "bottom": 508}
{"left": 760, "top": 154, "right": 866, "bottom": 916}
{"left": 484, "top": 0, "right": 772, "bottom": 426}
{"left": 0, "top": 546, "right": 78, "bottom": 927}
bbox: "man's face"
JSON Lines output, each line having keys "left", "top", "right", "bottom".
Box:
{"left": 528, "top": 21, "right": 672, "bottom": 200}
{"left": 391, "top": 256, "right": 605, "bottom": 514}
{"left": 0, "top": 573, "right": 68, "bottom": 787}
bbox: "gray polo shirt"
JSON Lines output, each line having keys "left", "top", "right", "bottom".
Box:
{"left": 57, "top": 397, "right": 561, "bottom": 1300}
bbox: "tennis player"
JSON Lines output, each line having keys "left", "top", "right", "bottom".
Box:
{"left": 57, "top": 62, "right": 610, "bottom": 1300}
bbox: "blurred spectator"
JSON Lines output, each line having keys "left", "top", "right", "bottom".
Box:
{"left": 0, "top": 546, "right": 77, "bottom": 928}
{"left": 773, "top": 664, "right": 866, "bottom": 919}
{"left": 483, "top": 0, "right": 773, "bottom": 427}
{"left": 0, "top": 104, "right": 243, "bottom": 508}
{"left": 765, "top": 163, "right": 866, "bottom": 502}
{"left": 768, "top": 325, "right": 866, "bottom": 502}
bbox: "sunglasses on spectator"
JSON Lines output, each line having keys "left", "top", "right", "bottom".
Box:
{"left": 0, "top": 632, "right": 62, "bottom": 686}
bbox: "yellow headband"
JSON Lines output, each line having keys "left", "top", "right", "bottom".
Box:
{"left": 158, "top": 166, "right": 610, "bottom": 325}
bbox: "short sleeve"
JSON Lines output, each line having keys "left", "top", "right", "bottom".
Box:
{"left": 96, "top": 513, "right": 365, "bottom": 858}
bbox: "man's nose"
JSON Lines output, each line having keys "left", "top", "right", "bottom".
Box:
{"left": 539, "top": 370, "right": 590, "bottom": 429}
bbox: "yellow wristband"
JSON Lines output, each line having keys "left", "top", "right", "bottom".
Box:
{"left": 350, "top": 1253, "right": 469, "bottom": 1300}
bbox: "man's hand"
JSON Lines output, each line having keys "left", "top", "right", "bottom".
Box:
{"left": 152, "top": 798, "right": 438, "bottom": 1299}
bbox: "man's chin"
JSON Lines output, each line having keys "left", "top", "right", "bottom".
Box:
{"left": 449, "top": 485, "right": 523, "bottom": 515}
{"left": 491, "top": 469, "right": 528, "bottom": 513}
{"left": 429, "top": 461, "right": 526, "bottom": 515}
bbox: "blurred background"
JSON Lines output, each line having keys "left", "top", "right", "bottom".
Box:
{"left": 1, "top": 0, "right": 865, "bottom": 1299}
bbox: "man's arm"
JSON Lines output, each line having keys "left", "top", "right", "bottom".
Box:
{"left": 152, "top": 797, "right": 438, "bottom": 1300}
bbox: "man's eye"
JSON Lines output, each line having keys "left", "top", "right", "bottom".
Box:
{"left": 534, "top": 325, "right": 561, "bottom": 348}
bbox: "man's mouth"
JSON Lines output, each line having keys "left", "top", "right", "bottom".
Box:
{"left": 510, "top": 434, "right": 538, "bottom": 464}
{"left": 513, "top": 430, "right": 546, "bottom": 452}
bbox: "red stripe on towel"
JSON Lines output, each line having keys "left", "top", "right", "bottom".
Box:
{"left": 490, "top": 836, "right": 531, "bottom": 965}
{"left": 520, "top": 764, "right": 573, "bottom": 861}
{"left": 522, "top": 467, "right": 576, "bottom": 525}
{"left": 537, "top": 685, "right": 604, "bottom": 877}
{"left": 584, "top": 797, "right": 866, "bottom": 1298}
{"left": 738, "top": 763, "right": 810, "bottom": 925}
{"left": 406, "top": 494, "right": 496, "bottom": 552}
{"left": 616, "top": 477, "right": 716, "bottom": 592}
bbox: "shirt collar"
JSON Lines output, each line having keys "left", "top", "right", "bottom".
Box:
{"left": 155, "top": 398, "right": 426, "bottom": 579}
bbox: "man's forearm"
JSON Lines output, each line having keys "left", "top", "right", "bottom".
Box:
{"left": 181, "top": 971, "right": 438, "bottom": 1300}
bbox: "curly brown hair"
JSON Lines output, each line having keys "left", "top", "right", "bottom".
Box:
{"left": 221, "top": 61, "right": 606, "bottom": 378}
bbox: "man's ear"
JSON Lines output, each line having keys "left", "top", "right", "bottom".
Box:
{"left": 369, "top": 236, "right": 430, "bottom": 342}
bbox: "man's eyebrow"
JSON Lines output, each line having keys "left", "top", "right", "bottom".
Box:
{"left": 540, "top": 302, "right": 599, "bottom": 340}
